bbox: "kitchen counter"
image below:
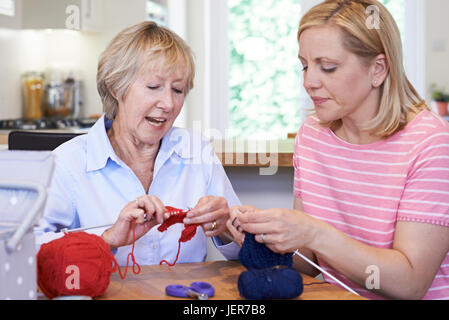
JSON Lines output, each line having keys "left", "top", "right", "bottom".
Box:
{"left": 0, "top": 134, "right": 7, "bottom": 145}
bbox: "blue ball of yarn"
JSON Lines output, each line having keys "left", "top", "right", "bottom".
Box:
{"left": 238, "top": 266, "right": 303, "bottom": 300}
{"left": 237, "top": 232, "right": 303, "bottom": 299}
{"left": 239, "top": 232, "right": 293, "bottom": 269}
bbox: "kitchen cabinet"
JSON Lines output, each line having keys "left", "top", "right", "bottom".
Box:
{"left": 21, "top": 0, "right": 103, "bottom": 31}
{"left": 0, "top": 0, "right": 20, "bottom": 29}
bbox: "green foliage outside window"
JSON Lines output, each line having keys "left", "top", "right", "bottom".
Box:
{"left": 229, "top": 0, "right": 302, "bottom": 139}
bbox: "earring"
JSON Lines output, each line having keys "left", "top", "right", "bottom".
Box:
{"left": 373, "top": 80, "right": 378, "bottom": 86}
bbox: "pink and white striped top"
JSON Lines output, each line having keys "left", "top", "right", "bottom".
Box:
{"left": 293, "top": 110, "right": 449, "bottom": 300}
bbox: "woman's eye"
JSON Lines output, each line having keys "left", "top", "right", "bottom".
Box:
{"left": 173, "top": 88, "right": 184, "bottom": 94}
{"left": 321, "top": 66, "right": 337, "bottom": 73}
{"left": 301, "top": 66, "right": 308, "bottom": 72}
{"left": 147, "top": 86, "right": 159, "bottom": 90}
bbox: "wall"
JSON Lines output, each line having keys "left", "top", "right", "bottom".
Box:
{"left": 425, "top": 0, "right": 449, "bottom": 101}
{"left": 0, "top": 28, "right": 22, "bottom": 118}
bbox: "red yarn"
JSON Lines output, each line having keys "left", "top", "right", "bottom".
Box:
{"left": 157, "top": 206, "right": 199, "bottom": 266}
{"left": 37, "top": 231, "right": 116, "bottom": 299}
{"left": 113, "top": 219, "right": 141, "bottom": 280}
{"left": 37, "top": 220, "right": 140, "bottom": 299}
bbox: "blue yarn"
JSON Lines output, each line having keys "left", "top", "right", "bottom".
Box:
{"left": 238, "top": 232, "right": 303, "bottom": 299}
{"left": 238, "top": 267, "right": 304, "bottom": 300}
{"left": 239, "top": 232, "right": 293, "bottom": 269}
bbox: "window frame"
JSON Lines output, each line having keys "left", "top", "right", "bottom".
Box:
{"left": 404, "top": 0, "right": 426, "bottom": 98}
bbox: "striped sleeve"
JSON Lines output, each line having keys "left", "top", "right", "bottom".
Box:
{"left": 293, "top": 124, "right": 304, "bottom": 198}
{"left": 397, "top": 133, "right": 449, "bottom": 226}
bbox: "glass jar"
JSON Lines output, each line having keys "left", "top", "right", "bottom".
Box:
{"left": 21, "top": 72, "right": 45, "bottom": 120}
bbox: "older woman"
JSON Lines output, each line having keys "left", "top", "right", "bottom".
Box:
{"left": 229, "top": 0, "right": 449, "bottom": 300}
{"left": 36, "top": 21, "right": 239, "bottom": 266}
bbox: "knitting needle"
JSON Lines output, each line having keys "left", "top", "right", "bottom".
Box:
{"left": 61, "top": 224, "right": 114, "bottom": 233}
{"left": 61, "top": 223, "right": 237, "bottom": 243}
{"left": 60, "top": 214, "right": 153, "bottom": 233}
{"left": 293, "top": 250, "right": 360, "bottom": 296}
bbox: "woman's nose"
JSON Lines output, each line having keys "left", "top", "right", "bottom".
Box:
{"left": 157, "top": 88, "right": 175, "bottom": 111}
{"left": 303, "top": 67, "right": 322, "bottom": 91}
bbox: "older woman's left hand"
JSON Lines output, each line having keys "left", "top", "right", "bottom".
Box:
{"left": 183, "top": 196, "right": 230, "bottom": 237}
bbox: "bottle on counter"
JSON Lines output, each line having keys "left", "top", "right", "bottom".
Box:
{"left": 21, "top": 72, "right": 45, "bottom": 120}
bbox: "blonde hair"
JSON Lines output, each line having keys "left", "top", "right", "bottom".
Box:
{"left": 298, "top": 0, "right": 427, "bottom": 138}
{"left": 97, "top": 21, "right": 195, "bottom": 119}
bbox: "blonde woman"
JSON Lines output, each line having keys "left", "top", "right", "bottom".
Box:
{"left": 36, "top": 22, "right": 240, "bottom": 265}
{"left": 229, "top": 0, "right": 449, "bottom": 299}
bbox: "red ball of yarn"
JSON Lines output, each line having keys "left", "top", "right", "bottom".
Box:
{"left": 37, "top": 231, "right": 116, "bottom": 299}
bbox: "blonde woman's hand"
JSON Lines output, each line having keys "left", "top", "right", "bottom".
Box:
{"left": 238, "top": 207, "right": 317, "bottom": 254}
{"left": 226, "top": 205, "right": 259, "bottom": 246}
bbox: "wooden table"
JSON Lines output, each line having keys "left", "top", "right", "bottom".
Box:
{"left": 99, "top": 261, "right": 365, "bottom": 300}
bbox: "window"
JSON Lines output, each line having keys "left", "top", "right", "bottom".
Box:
{"left": 227, "top": 0, "right": 419, "bottom": 139}
{"left": 228, "top": 0, "right": 303, "bottom": 139}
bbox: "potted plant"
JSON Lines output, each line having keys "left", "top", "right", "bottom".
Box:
{"left": 430, "top": 83, "right": 449, "bottom": 116}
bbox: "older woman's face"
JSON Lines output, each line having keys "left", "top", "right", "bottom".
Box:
{"left": 298, "top": 25, "right": 376, "bottom": 124}
{"left": 116, "top": 57, "right": 188, "bottom": 146}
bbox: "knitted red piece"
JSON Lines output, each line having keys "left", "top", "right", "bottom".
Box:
{"left": 157, "top": 206, "right": 199, "bottom": 266}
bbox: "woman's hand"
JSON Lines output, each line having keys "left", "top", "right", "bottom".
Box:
{"left": 226, "top": 205, "right": 258, "bottom": 246}
{"left": 183, "top": 196, "right": 230, "bottom": 238}
{"left": 238, "top": 207, "right": 319, "bottom": 254}
{"left": 102, "top": 195, "right": 166, "bottom": 249}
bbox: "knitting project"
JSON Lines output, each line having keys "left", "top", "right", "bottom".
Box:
{"left": 157, "top": 206, "right": 199, "bottom": 266}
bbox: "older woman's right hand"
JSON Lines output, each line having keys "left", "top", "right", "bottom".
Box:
{"left": 102, "top": 195, "right": 166, "bottom": 249}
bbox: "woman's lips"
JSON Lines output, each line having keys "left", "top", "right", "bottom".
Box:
{"left": 311, "top": 97, "right": 329, "bottom": 106}
{"left": 145, "top": 116, "right": 166, "bottom": 128}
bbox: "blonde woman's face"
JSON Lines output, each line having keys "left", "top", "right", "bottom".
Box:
{"left": 298, "top": 25, "right": 378, "bottom": 124}
{"left": 116, "top": 57, "right": 188, "bottom": 146}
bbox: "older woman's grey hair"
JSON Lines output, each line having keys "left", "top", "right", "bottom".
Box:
{"left": 97, "top": 21, "right": 195, "bottom": 119}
